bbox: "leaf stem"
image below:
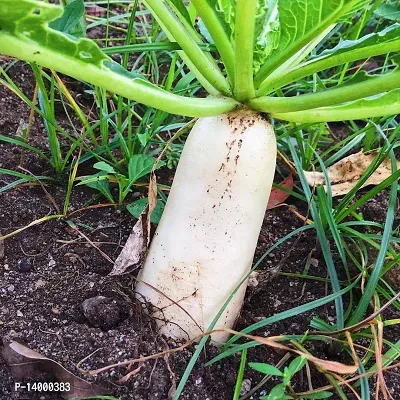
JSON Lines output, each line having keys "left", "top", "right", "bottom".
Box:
{"left": 0, "top": 33, "right": 238, "bottom": 117}
{"left": 190, "top": 0, "right": 235, "bottom": 85}
{"left": 233, "top": 0, "right": 257, "bottom": 101}
{"left": 257, "top": 30, "right": 400, "bottom": 96}
{"left": 269, "top": 90, "right": 400, "bottom": 123}
{"left": 143, "top": 0, "right": 231, "bottom": 96}
{"left": 250, "top": 70, "right": 400, "bottom": 114}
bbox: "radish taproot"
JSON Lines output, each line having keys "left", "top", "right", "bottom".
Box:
{"left": 1, "top": 0, "right": 400, "bottom": 344}
{"left": 136, "top": 111, "right": 276, "bottom": 342}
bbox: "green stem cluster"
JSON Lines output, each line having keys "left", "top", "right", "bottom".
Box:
{"left": 0, "top": 0, "right": 400, "bottom": 122}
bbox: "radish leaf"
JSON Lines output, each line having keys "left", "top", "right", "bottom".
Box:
{"left": 49, "top": 0, "right": 86, "bottom": 37}
{"left": 128, "top": 155, "right": 165, "bottom": 183}
{"left": 255, "top": 0, "right": 372, "bottom": 85}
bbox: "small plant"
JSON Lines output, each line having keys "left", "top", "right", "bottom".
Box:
{"left": 1, "top": 0, "right": 399, "bottom": 345}
{"left": 250, "top": 357, "right": 333, "bottom": 400}
{"left": 78, "top": 155, "right": 164, "bottom": 206}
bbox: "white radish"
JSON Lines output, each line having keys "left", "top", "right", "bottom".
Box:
{"left": 136, "top": 110, "right": 276, "bottom": 343}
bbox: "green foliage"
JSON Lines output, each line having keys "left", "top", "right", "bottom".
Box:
{"left": 374, "top": 1, "right": 400, "bottom": 21}
{"left": 127, "top": 197, "right": 165, "bottom": 223}
{"left": 0, "top": 0, "right": 107, "bottom": 67}
{"left": 254, "top": 0, "right": 371, "bottom": 84}
{"left": 128, "top": 154, "right": 163, "bottom": 184}
{"left": 251, "top": 356, "right": 332, "bottom": 399}
{"left": 78, "top": 157, "right": 165, "bottom": 205}
{"left": 249, "top": 362, "right": 283, "bottom": 376}
{"left": 1, "top": 0, "right": 400, "bottom": 119}
{"left": 49, "top": 0, "right": 86, "bottom": 37}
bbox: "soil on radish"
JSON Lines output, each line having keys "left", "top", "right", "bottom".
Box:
{"left": 1, "top": 61, "right": 400, "bottom": 400}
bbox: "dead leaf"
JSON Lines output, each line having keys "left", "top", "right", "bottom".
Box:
{"left": 110, "top": 210, "right": 148, "bottom": 275}
{"left": 112, "top": 165, "right": 161, "bottom": 275}
{"left": 267, "top": 173, "right": 294, "bottom": 209}
{"left": 2, "top": 341, "right": 107, "bottom": 399}
{"left": 86, "top": 5, "right": 107, "bottom": 18}
{"left": 147, "top": 173, "right": 158, "bottom": 246}
{"left": 304, "top": 151, "right": 400, "bottom": 197}
{"left": 255, "top": 335, "right": 357, "bottom": 374}
{"left": 221, "top": 329, "right": 359, "bottom": 375}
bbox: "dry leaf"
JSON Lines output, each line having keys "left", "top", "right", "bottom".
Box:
{"left": 267, "top": 173, "right": 293, "bottom": 209}
{"left": 2, "top": 341, "right": 107, "bottom": 399}
{"left": 222, "top": 329, "right": 359, "bottom": 375}
{"left": 85, "top": 5, "right": 107, "bottom": 17}
{"left": 110, "top": 210, "right": 148, "bottom": 276}
{"left": 304, "top": 151, "right": 399, "bottom": 197}
{"left": 147, "top": 172, "right": 158, "bottom": 247}
{"left": 112, "top": 170, "right": 160, "bottom": 275}
{"left": 253, "top": 335, "right": 358, "bottom": 374}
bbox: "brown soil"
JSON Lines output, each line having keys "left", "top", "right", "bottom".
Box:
{"left": 1, "top": 61, "right": 400, "bottom": 400}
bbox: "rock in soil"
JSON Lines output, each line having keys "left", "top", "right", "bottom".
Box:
{"left": 81, "top": 296, "right": 129, "bottom": 331}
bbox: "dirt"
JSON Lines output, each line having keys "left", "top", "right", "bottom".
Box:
{"left": 0, "top": 61, "right": 400, "bottom": 400}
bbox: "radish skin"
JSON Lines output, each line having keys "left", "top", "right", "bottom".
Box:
{"left": 136, "top": 110, "right": 276, "bottom": 343}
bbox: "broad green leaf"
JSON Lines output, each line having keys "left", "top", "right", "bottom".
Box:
{"left": 80, "top": 172, "right": 114, "bottom": 203}
{"left": 272, "top": 89, "right": 400, "bottom": 122}
{"left": 310, "top": 23, "right": 400, "bottom": 65}
{"left": 127, "top": 197, "right": 165, "bottom": 223}
{"left": 254, "top": 0, "right": 370, "bottom": 86}
{"left": 253, "top": 0, "right": 280, "bottom": 73}
{"left": 128, "top": 155, "right": 165, "bottom": 183}
{"left": 302, "top": 392, "right": 334, "bottom": 399}
{"left": 93, "top": 161, "right": 116, "bottom": 174}
{"left": 258, "top": 23, "right": 400, "bottom": 94}
{"left": 0, "top": 0, "right": 237, "bottom": 117}
{"left": 49, "top": 0, "right": 86, "bottom": 38}
{"left": 216, "top": 0, "right": 236, "bottom": 34}
{"left": 375, "top": 1, "right": 400, "bottom": 21}
{"left": 249, "top": 362, "right": 283, "bottom": 376}
{"left": 287, "top": 356, "right": 307, "bottom": 378}
{"left": 260, "top": 384, "right": 287, "bottom": 400}
{"left": 0, "top": 0, "right": 107, "bottom": 67}
{"left": 137, "top": 132, "right": 150, "bottom": 148}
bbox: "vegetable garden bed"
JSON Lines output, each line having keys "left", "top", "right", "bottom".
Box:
{"left": 1, "top": 1, "right": 400, "bottom": 399}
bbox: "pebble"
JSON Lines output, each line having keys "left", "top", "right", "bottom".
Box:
{"left": 240, "top": 379, "right": 252, "bottom": 395}
{"left": 35, "top": 279, "right": 46, "bottom": 289}
{"left": 273, "top": 299, "right": 282, "bottom": 308}
{"left": 81, "top": 296, "right": 128, "bottom": 330}
{"left": 16, "top": 310, "right": 23, "bottom": 317}
{"left": 248, "top": 271, "right": 259, "bottom": 287}
{"left": 18, "top": 259, "right": 31, "bottom": 272}
{"left": 7, "top": 285, "right": 15, "bottom": 293}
